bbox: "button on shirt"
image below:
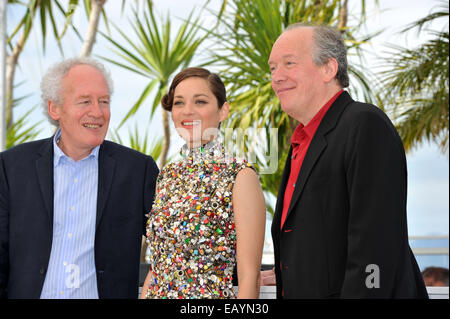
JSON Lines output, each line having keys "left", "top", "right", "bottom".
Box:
{"left": 40, "top": 129, "right": 100, "bottom": 299}
{"left": 280, "top": 90, "right": 343, "bottom": 229}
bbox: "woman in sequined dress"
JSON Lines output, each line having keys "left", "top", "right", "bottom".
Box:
{"left": 140, "top": 67, "right": 266, "bottom": 299}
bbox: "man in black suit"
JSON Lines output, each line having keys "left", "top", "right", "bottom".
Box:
{"left": 0, "top": 57, "right": 158, "bottom": 298}
{"left": 262, "top": 24, "right": 428, "bottom": 298}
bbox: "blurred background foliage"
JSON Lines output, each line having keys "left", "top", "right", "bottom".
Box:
{"left": 4, "top": 0, "right": 449, "bottom": 215}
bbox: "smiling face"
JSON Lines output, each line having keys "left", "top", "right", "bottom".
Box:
{"left": 171, "top": 77, "right": 229, "bottom": 147}
{"left": 269, "top": 27, "right": 330, "bottom": 124}
{"left": 48, "top": 64, "right": 111, "bottom": 161}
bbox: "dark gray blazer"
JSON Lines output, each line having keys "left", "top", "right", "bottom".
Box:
{"left": 0, "top": 138, "right": 158, "bottom": 298}
{"left": 271, "top": 91, "right": 428, "bottom": 298}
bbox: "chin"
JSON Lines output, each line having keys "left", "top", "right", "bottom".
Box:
{"left": 87, "top": 137, "right": 105, "bottom": 147}
{"left": 280, "top": 103, "right": 295, "bottom": 116}
{"left": 186, "top": 136, "right": 205, "bottom": 147}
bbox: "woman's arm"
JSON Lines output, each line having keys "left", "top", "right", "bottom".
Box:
{"left": 139, "top": 268, "right": 153, "bottom": 299}
{"left": 232, "top": 167, "right": 266, "bottom": 299}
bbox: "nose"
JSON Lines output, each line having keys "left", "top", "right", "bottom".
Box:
{"left": 88, "top": 100, "right": 103, "bottom": 118}
{"left": 181, "top": 101, "right": 195, "bottom": 115}
{"left": 271, "top": 66, "right": 286, "bottom": 84}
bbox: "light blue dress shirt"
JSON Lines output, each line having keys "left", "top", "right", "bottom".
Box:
{"left": 40, "top": 129, "right": 100, "bottom": 299}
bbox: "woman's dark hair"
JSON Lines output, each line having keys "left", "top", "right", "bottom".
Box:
{"left": 161, "top": 67, "right": 227, "bottom": 111}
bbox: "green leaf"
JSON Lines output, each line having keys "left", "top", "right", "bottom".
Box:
{"left": 118, "top": 80, "right": 159, "bottom": 128}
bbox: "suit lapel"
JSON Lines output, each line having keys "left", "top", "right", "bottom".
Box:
{"left": 281, "top": 91, "right": 354, "bottom": 228}
{"left": 283, "top": 134, "right": 327, "bottom": 229}
{"left": 272, "top": 147, "right": 293, "bottom": 231}
{"left": 96, "top": 142, "right": 116, "bottom": 229}
{"left": 35, "top": 138, "right": 55, "bottom": 228}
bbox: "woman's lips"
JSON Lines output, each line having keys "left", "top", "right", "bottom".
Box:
{"left": 181, "top": 120, "right": 201, "bottom": 127}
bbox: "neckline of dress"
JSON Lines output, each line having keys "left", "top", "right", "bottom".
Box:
{"left": 179, "top": 137, "right": 225, "bottom": 163}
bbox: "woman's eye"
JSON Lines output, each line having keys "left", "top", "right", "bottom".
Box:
{"left": 173, "top": 101, "right": 183, "bottom": 106}
{"left": 196, "top": 100, "right": 207, "bottom": 104}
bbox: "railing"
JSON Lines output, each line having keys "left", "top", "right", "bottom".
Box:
{"left": 141, "top": 235, "right": 449, "bottom": 299}
{"left": 409, "top": 235, "right": 449, "bottom": 256}
{"left": 261, "top": 236, "right": 450, "bottom": 268}
{"left": 257, "top": 286, "right": 449, "bottom": 299}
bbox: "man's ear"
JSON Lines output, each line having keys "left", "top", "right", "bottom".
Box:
{"left": 48, "top": 100, "right": 61, "bottom": 121}
{"left": 322, "top": 57, "right": 339, "bottom": 83}
{"left": 219, "top": 101, "right": 230, "bottom": 122}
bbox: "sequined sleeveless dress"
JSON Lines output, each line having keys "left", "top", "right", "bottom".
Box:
{"left": 145, "top": 139, "right": 253, "bottom": 299}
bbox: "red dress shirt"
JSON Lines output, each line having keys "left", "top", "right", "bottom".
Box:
{"left": 280, "top": 90, "right": 343, "bottom": 229}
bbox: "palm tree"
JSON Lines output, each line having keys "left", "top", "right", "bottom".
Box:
{"left": 100, "top": 0, "right": 209, "bottom": 168}
{"left": 79, "top": 0, "right": 108, "bottom": 57}
{"left": 379, "top": 0, "right": 449, "bottom": 154}
{"left": 7, "top": 107, "right": 42, "bottom": 149}
{"left": 210, "top": 0, "right": 380, "bottom": 213}
{"left": 6, "top": 91, "right": 42, "bottom": 149}
{"left": 5, "top": 0, "right": 108, "bottom": 145}
{"left": 109, "top": 123, "right": 165, "bottom": 161}
{"left": 6, "top": 0, "right": 69, "bottom": 129}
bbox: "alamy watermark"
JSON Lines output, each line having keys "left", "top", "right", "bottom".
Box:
{"left": 176, "top": 125, "right": 279, "bottom": 174}
{"left": 365, "top": 264, "right": 380, "bottom": 289}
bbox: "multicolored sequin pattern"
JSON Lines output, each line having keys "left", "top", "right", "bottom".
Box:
{"left": 145, "top": 141, "right": 252, "bottom": 299}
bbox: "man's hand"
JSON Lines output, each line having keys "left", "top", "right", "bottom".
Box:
{"left": 260, "top": 268, "right": 276, "bottom": 286}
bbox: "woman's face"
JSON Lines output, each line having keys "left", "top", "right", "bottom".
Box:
{"left": 171, "top": 77, "right": 229, "bottom": 147}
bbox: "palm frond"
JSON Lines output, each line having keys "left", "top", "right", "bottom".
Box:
{"left": 101, "top": 3, "right": 208, "bottom": 124}
{"left": 6, "top": 106, "right": 42, "bottom": 149}
{"left": 109, "top": 124, "right": 165, "bottom": 162}
{"left": 378, "top": 4, "right": 449, "bottom": 154}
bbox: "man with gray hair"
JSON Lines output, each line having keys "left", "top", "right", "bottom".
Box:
{"left": 262, "top": 24, "right": 428, "bottom": 298}
{"left": 0, "top": 57, "right": 159, "bottom": 298}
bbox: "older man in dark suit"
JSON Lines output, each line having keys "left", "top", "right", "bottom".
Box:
{"left": 0, "top": 57, "right": 158, "bottom": 298}
{"left": 262, "top": 24, "right": 428, "bottom": 298}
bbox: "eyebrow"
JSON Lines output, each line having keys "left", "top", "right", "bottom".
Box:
{"left": 76, "top": 95, "right": 91, "bottom": 99}
{"left": 194, "top": 94, "right": 210, "bottom": 98}
{"left": 76, "top": 95, "right": 110, "bottom": 99}
{"left": 268, "top": 54, "right": 297, "bottom": 64}
{"left": 174, "top": 93, "right": 210, "bottom": 99}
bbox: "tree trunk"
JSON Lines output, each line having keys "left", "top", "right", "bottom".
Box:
{"left": 5, "top": 28, "right": 28, "bottom": 129}
{"left": 4, "top": 0, "right": 41, "bottom": 130}
{"left": 338, "top": 0, "right": 348, "bottom": 31}
{"left": 80, "top": 0, "right": 106, "bottom": 57}
{"left": 158, "top": 108, "right": 171, "bottom": 168}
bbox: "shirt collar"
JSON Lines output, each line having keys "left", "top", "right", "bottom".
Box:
{"left": 291, "top": 89, "right": 343, "bottom": 147}
{"left": 290, "top": 123, "right": 306, "bottom": 147}
{"left": 53, "top": 128, "right": 100, "bottom": 167}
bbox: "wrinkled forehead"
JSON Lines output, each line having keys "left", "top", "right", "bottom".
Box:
{"left": 269, "top": 28, "right": 314, "bottom": 63}
{"left": 64, "top": 64, "right": 106, "bottom": 82}
{"left": 62, "top": 65, "right": 109, "bottom": 93}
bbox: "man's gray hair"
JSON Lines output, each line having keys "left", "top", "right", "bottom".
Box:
{"left": 285, "top": 23, "right": 350, "bottom": 88}
{"left": 40, "top": 57, "right": 114, "bottom": 126}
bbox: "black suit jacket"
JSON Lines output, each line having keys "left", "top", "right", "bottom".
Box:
{"left": 0, "top": 137, "right": 158, "bottom": 299}
{"left": 271, "top": 92, "right": 428, "bottom": 298}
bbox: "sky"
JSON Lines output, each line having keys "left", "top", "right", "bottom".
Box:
{"left": 6, "top": 0, "right": 449, "bottom": 237}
